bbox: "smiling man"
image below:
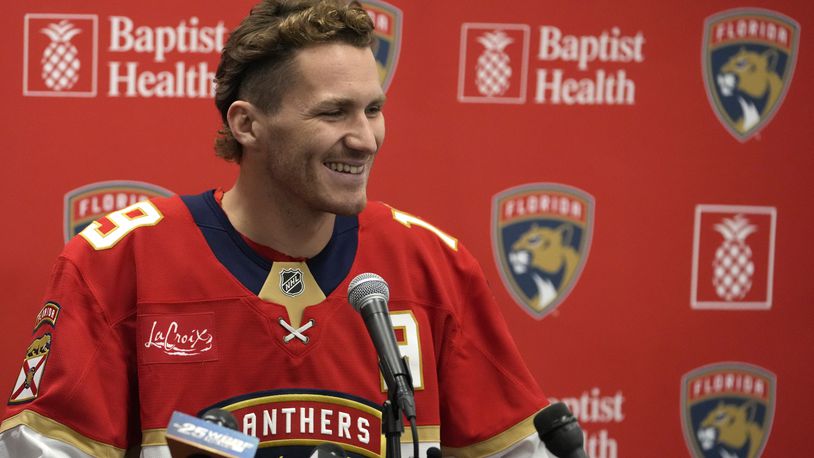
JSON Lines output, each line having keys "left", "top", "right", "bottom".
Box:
{"left": 0, "top": 1, "right": 552, "bottom": 457}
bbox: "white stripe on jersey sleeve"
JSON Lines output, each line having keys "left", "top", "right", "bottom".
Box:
{"left": 0, "top": 425, "right": 95, "bottom": 458}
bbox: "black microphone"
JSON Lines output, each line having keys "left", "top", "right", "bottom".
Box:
{"left": 426, "top": 447, "right": 442, "bottom": 458}
{"left": 309, "top": 443, "right": 348, "bottom": 458}
{"left": 201, "top": 408, "right": 239, "bottom": 430}
{"left": 347, "top": 273, "right": 416, "bottom": 420}
{"left": 533, "top": 402, "right": 588, "bottom": 458}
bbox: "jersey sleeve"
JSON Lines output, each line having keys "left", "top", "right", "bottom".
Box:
{"left": 0, "top": 255, "right": 139, "bottom": 457}
{"left": 437, "top": 246, "right": 550, "bottom": 457}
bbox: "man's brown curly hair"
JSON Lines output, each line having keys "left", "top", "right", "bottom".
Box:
{"left": 213, "top": 0, "right": 375, "bottom": 162}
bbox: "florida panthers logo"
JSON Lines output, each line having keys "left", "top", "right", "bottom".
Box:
{"left": 492, "top": 184, "right": 594, "bottom": 319}
{"left": 702, "top": 9, "right": 799, "bottom": 141}
{"left": 508, "top": 223, "right": 580, "bottom": 310}
{"left": 696, "top": 401, "right": 766, "bottom": 458}
{"left": 360, "top": 1, "right": 402, "bottom": 92}
{"left": 682, "top": 363, "right": 776, "bottom": 458}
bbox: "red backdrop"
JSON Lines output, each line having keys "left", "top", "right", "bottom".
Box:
{"left": 2, "top": 1, "right": 812, "bottom": 456}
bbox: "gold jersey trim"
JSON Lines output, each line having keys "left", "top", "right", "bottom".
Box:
{"left": 223, "top": 393, "right": 382, "bottom": 418}
{"left": 141, "top": 428, "right": 168, "bottom": 446}
{"left": 440, "top": 410, "right": 540, "bottom": 458}
{"left": 0, "top": 410, "right": 126, "bottom": 458}
{"left": 259, "top": 262, "right": 326, "bottom": 328}
{"left": 401, "top": 425, "right": 440, "bottom": 443}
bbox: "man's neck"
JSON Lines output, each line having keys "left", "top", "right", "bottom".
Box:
{"left": 221, "top": 177, "right": 335, "bottom": 260}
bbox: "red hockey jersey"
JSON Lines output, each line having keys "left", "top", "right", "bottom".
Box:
{"left": 0, "top": 191, "right": 548, "bottom": 457}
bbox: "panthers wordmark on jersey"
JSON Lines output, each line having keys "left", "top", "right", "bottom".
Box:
{"left": 0, "top": 191, "right": 548, "bottom": 458}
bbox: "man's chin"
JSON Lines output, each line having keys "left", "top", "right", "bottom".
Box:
{"left": 327, "top": 197, "right": 367, "bottom": 216}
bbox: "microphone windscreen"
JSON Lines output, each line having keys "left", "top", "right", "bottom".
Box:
{"left": 533, "top": 402, "right": 573, "bottom": 436}
{"left": 201, "top": 408, "right": 239, "bottom": 430}
{"left": 534, "top": 402, "right": 586, "bottom": 458}
{"left": 309, "top": 442, "right": 348, "bottom": 458}
{"left": 347, "top": 273, "right": 389, "bottom": 310}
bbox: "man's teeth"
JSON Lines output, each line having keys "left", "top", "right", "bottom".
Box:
{"left": 325, "top": 162, "right": 363, "bottom": 174}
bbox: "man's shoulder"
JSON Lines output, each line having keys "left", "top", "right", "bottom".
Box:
{"left": 359, "top": 201, "right": 472, "bottom": 266}
{"left": 61, "top": 194, "right": 192, "bottom": 260}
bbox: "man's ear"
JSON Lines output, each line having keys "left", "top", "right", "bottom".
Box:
{"left": 227, "top": 100, "right": 260, "bottom": 149}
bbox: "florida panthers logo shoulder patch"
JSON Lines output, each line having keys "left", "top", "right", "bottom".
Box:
{"left": 702, "top": 8, "right": 800, "bottom": 141}
{"left": 681, "top": 362, "right": 776, "bottom": 458}
{"left": 492, "top": 183, "right": 594, "bottom": 319}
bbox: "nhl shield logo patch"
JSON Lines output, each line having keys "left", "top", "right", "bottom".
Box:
{"left": 280, "top": 268, "right": 304, "bottom": 297}
{"left": 492, "top": 184, "right": 594, "bottom": 319}
{"left": 361, "top": 1, "right": 402, "bottom": 92}
{"left": 702, "top": 9, "right": 800, "bottom": 141}
{"left": 64, "top": 180, "right": 173, "bottom": 242}
{"left": 681, "top": 362, "right": 776, "bottom": 458}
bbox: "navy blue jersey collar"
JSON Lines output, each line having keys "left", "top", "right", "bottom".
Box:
{"left": 181, "top": 190, "right": 358, "bottom": 298}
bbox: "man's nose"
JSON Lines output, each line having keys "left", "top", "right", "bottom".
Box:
{"left": 344, "top": 113, "right": 380, "bottom": 154}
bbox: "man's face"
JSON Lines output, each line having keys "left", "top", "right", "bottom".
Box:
{"left": 252, "top": 42, "right": 385, "bottom": 216}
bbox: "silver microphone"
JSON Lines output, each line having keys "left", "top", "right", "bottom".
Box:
{"left": 347, "top": 273, "right": 416, "bottom": 420}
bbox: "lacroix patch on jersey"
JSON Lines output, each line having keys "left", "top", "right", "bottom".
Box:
{"left": 492, "top": 183, "right": 594, "bottom": 319}
{"left": 361, "top": 1, "right": 402, "bottom": 92}
{"left": 702, "top": 9, "right": 800, "bottom": 142}
{"left": 33, "top": 301, "right": 61, "bottom": 331}
{"left": 681, "top": 362, "right": 776, "bottom": 458}
{"left": 9, "top": 333, "right": 52, "bottom": 404}
{"left": 203, "top": 389, "right": 385, "bottom": 458}
{"left": 64, "top": 180, "right": 173, "bottom": 242}
{"left": 139, "top": 313, "right": 218, "bottom": 364}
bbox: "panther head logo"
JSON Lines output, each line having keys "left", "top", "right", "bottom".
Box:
{"left": 507, "top": 223, "right": 579, "bottom": 312}
{"left": 703, "top": 9, "right": 799, "bottom": 141}
{"left": 715, "top": 48, "right": 783, "bottom": 134}
{"left": 696, "top": 401, "right": 765, "bottom": 458}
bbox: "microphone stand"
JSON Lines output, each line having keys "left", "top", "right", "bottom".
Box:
{"left": 382, "top": 399, "right": 402, "bottom": 458}
{"left": 381, "top": 356, "right": 416, "bottom": 458}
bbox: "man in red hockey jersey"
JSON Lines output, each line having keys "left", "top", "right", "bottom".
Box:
{"left": 0, "top": 1, "right": 551, "bottom": 457}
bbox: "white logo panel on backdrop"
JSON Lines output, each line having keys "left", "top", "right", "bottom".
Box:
{"left": 691, "top": 205, "right": 776, "bottom": 310}
{"left": 23, "top": 14, "right": 99, "bottom": 97}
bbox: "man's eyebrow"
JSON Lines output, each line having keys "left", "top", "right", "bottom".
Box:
{"left": 313, "top": 95, "right": 387, "bottom": 109}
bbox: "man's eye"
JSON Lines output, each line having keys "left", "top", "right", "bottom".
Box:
{"left": 322, "top": 110, "right": 343, "bottom": 117}
{"left": 366, "top": 106, "right": 382, "bottom": 116}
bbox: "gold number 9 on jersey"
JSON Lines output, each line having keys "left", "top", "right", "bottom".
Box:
{"left": 79, "top": 201, "right": 164, "bottom": 250}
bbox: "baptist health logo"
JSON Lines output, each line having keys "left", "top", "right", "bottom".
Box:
{"left": 459, "top": 23, "right": 645, "bottom": 105}
{"left": 24, "top": 14, "right": 99, "bottom": 97}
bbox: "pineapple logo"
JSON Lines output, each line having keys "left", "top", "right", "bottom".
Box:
{"left": 712, "top": 214, "right": 756, "bottom": 301}
{"left": 23, "top": 14, "right": 98, "bottom": 97}
{"left": 458, "top": 23, "right": 529, "bottom": 103}
{"left": 691, "top": 205, "right": 776, "bottom": 310}
{"left": 475, "top": 31, "right": 513, "bottom": 97}
{"left": 40, "top": 20, "right": 81, "bottom": 91}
